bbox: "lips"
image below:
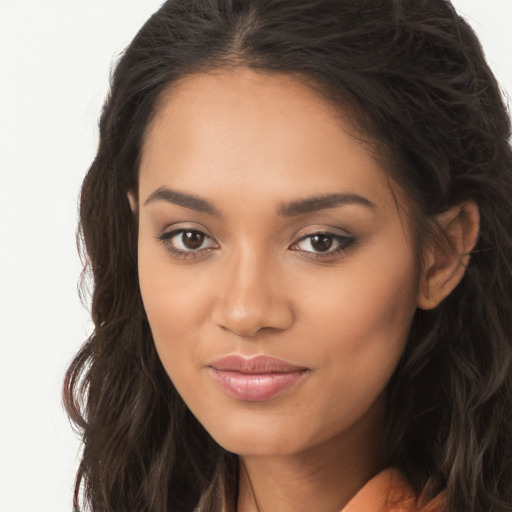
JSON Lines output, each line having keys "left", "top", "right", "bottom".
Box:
{"left": 208, "top": 355, "right": 309, "bottom": 401}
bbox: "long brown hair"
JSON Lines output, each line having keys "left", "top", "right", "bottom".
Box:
{"left": 64, "top": 1, "right": 512, "bottom": 510}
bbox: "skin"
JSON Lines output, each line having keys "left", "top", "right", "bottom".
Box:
{"left": 131, "top": 68, "right": 477, "bottom": 512}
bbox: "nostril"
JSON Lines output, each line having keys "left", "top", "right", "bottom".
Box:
{"left": 213, "top": 304, "right": 294, "bottom": 339}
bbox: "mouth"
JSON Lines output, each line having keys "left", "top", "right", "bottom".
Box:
{"left": 208, "top": 354, "right": 309, "bottom": 402}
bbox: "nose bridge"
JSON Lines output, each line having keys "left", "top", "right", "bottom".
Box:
{"left": 212, "top": 243, "right": 293, "bottom": 337}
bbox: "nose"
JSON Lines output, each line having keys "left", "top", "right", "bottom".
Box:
{"left": 211, "top": 249, "right": 295, "bottom": 338}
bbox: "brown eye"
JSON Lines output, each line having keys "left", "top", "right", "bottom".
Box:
{"left": 158, "top": 228, "right": 218, "bottom": 258}
{"left": 182, "top": 231, "right": 205, "bottom": 249}
{"left": 310, "top": 234, "right": 333, "bottom": 252}
{"left": 290, "top": 231, "right": 356, "bottom": 260}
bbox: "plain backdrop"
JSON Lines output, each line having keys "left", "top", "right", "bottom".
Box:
{"left": 0, "top": 1, "right": 510, "bottom": 511}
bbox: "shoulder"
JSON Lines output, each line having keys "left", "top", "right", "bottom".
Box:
{"left": 342, "top": 468, "right": 445, "bottom": 512}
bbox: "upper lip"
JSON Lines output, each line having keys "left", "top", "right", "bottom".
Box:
{"left": 208, "top": 354, "right": 307, "bottom": 374}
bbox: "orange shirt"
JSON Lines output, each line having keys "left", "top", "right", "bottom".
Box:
{"left": 342, "top": 468, "right": 445, "bottom": 512}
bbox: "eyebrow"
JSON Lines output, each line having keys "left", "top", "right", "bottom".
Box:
{"left": 277, "top": 193, "right": 375, "bottom": 216}
{"left": 144, "top": 187, "right": 221, "bottom": 216}
{"left": 144, "top": 187, "right": 375, "bottom": 217}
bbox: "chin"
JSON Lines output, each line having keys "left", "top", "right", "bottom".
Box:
{"left": 200, "top": 414, "right": 322, "bottom": 458}
{"left": 216, "top": 433, "right": 303, "bottom": 458}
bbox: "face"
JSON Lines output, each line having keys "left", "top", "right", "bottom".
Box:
{"left": 134, "top": 69, "right": 421, "bottom": 457}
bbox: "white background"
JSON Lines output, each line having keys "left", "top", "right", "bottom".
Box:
{"left": 0, "top": 1, "right": 510, "bottom": 511}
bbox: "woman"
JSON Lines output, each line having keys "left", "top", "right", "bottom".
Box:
{"left": 64, "top": 0, "right": 512, "bottom": 511}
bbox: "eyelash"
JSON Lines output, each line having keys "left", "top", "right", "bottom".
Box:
{"left": 290, "top": 232, "right": 356, "bottom": 260}
{"left": 157, "top": 228, "right": 217, "bottom": 259}
{"left": 156, "top": 228, "right": 356, "bottom": 261}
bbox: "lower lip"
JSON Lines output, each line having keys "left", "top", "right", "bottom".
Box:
{"left": 209, "top": 369, "right": 307, "bottom": 401}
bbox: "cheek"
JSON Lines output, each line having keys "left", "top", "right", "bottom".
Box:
{"left": 299, "top": 249, "right": 419, "bottom": 382}
{"left": 292, "top": 256, "right": 418, "bottom": 433}
{"left": 137, "top": 223, "right": 420, "bottom": 456}
{"left": 139, "top": 231, "right": 419, "bottom": 377}
{"left": 137, "top": 242, "right": 211, "bottom": 365}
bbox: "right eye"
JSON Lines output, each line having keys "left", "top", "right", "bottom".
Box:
{"left": 157, "top": 228, "right": 219, "bottom": 259}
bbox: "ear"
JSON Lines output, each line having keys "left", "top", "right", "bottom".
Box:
{"left": 127, "top": 189, "right": 138, "bottom": 213}
{"left": 417, "top": 201, "right": 479, "bottom": 310}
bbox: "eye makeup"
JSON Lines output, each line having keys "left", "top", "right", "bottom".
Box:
{"left": 156, "top": 225, "right": 357, "bottom": 262}
{"left": 156, "top": 227, "right": 219, "bottom": 260}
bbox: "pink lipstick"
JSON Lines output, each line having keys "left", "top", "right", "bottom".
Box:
{"left": 208, "top": 355, "right": 308, "bottom": 401}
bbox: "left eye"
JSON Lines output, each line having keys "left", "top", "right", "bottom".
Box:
{"left": 291, "top": 233, "right": 354, "bottom": 254}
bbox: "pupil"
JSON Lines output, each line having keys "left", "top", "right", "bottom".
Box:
{"left": 183, "top": 231, "right": 204, "bottom": 249}
{"left": 311, "top": 234, "right": 333, "bottom": 252}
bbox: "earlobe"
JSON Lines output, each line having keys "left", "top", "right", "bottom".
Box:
{"left": 417, "top": 201, "right": 480, "bottom": 310}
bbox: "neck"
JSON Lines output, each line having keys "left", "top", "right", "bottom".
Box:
{"left": 236, "top": 400, "right": 387, "bottom": 512}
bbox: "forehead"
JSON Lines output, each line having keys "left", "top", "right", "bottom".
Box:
{"left": 139, "top": 68, "right": 402, "bottom": 216}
